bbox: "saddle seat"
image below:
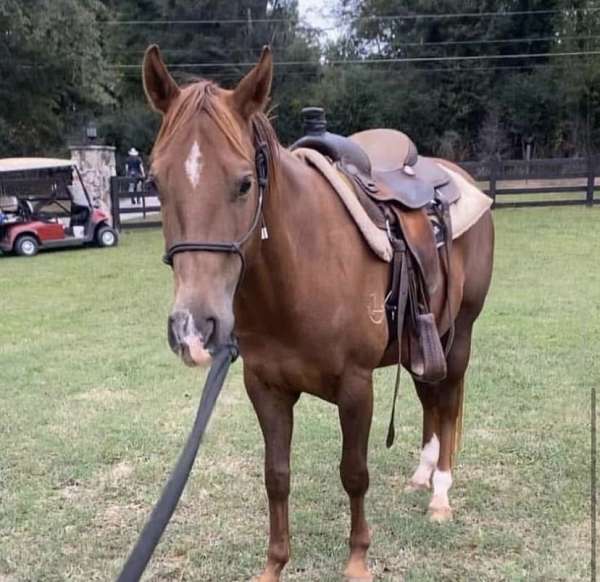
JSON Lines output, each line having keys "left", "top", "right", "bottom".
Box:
{"left": 350, "top": 129, "right": 461, "bottom": 209}
{"left": 351, "top": 128, "right": 418, "bottom": 171}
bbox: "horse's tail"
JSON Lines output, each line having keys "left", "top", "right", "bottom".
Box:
{"left": 452, "top": 378, "right": 465, "bottom": 463}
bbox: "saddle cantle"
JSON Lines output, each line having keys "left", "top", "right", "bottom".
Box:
{"left": 351, "top": 129, "right": 461, "bottom": 209}
{"left": 351, "top": 128, "right": 418, "bottom": 171}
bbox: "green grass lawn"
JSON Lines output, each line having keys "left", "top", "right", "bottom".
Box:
{"left": 1, "top": 207, "right": 598, "bottom": 581}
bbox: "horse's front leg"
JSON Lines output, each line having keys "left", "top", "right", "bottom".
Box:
{"left": 338, "top": 370, "right": 374, "bottom": 581}
{"left": 246, "top": 370, "right": 299, "bottom": 582}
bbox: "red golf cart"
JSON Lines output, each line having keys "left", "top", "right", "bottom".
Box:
{"left": 0, "top": 158, "right": 118, "bottom": 257}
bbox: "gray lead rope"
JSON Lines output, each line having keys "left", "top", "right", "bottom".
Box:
{"left": 116, "top": 345, "right": 238, "bottom": 582}
{"left": 117, "top": 139, "right": 268, "bottom": 580}
{"left": 386, "top": 240, "right": 409, "bottom": 448}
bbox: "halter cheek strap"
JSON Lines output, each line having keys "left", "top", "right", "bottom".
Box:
{"left": 162, "top": 141, "right": 269, "bottom": 272}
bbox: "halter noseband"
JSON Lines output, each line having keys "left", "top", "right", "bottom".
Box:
{"left": 162, "top": 140, "right": 269, "bottom": 271}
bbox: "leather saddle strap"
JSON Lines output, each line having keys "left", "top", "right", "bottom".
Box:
{"left": 386, "top": 240, "right": 409, "bottom": 449}
{"left": 436, "top": 194, "right": 455, "bottom": 356}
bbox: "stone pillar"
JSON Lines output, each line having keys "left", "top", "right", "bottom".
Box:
{"left": 69, "top": 144, "right": 116, "bottom": 217}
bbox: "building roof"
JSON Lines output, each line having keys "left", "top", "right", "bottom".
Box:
{"left": 0, "top": 158, "right": 75, "bottom": 173}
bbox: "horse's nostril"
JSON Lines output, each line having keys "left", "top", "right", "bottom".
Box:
{"left": 167, "top": 310, "right": 224, "bottom": 358}
{"left": 204, "top": 318, "right": 216, "bottom": 345}
{"left": 167, "top": 315, "right": 179, "bottom": 351}
{"left": 168, "top": 311, "right": 192, "bottom": 351}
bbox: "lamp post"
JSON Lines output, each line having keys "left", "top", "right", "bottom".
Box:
{"left": 86, "top": 120, "right": 97, "bottom": 143}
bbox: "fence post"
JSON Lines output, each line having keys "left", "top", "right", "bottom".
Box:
{"left": 142, "top": 181, "right": 147, "bottom": 219}
{"left": 587, "top": 156, "right": 595, "bottom": 207}
{"left": 488, "top": 159, "right": 498, "bottom": 205}
{"left": 110, "top": 177, "right": 121, "bottom": 232}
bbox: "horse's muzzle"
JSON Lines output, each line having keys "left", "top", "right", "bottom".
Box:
{"left": 168, "top": 310, "right": 214, "bottom": 367}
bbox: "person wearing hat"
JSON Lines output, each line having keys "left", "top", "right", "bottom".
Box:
{"left": 125, "top": 147, "right": 145, "bottom": 204}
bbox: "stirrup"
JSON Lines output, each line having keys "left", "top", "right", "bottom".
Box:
{"left": 410, "top": 312, "right": 447, "bottom": 383}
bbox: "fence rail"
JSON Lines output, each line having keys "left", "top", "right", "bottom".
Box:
{"left": 110, "top": 157, "right": 600, "bottom": 229}
{"left": 458, "top": 156, "right": 600, "bottom": 208}
{"left": 110, "top": 177, "right": 160, "bottom": 230}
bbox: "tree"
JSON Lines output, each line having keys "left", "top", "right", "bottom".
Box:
{"left": 330, "top": 0, "right": 597, "bottom": 158}
{"left": 477, "top": 109, "right": 510, "bottom": 160}
{"left": 100, "top": 0, "right": 320, "bottom": 157}
{"left": 0, "top": 0, "right": 115, "bottom": 156}
{"left": 0, "top": 0, "right": 319, "bottom": 158}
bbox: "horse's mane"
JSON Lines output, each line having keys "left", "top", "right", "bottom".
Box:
{"left": 152, "top": 79, "right": 279, "bottom": 193}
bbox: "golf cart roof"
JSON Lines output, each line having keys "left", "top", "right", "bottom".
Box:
{"left": 0, "top": 158, "right": 75, "bottom": 173}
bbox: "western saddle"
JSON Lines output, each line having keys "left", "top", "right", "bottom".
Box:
{"left": 291, "top": 108, "right": 459, "bottom": 446}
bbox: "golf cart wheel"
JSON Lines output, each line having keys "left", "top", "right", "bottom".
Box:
{"left": 14, "top": 235, "right": 39, "bottom": 257}
{"left": 96, "top": 226, "right": 118, "bottom": 248}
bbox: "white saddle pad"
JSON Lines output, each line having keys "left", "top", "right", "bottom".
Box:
{"left": 292, "top": 148, "right": 492, "bottom": 262}
{"left": 441, "top": 166, "right": 493, "bottom": 239}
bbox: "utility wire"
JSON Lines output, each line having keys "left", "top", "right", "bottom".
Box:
{"left": 345, "top": 7, "right": 600, "bottom": 21}
{"left": 107, "top": 35, "right": 600, "bottom": 56}
{"left": 104, "top": 7, "right": 600, "bottom": 26}
{"left": 117, "top": 63, "right": 596, "bottom": 81}
{"left": 110, "top": 50, "right": 600, "bottom": 69}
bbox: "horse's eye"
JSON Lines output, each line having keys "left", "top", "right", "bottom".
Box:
{"left": 239, "top": 176, "right": 252, "bottom": 196}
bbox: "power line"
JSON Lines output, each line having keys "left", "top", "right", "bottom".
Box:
{"left": 107, "top": 35, "right": 600, "bottom": 56}
{"left": 110, "top": 50, "right": 600, "bottom": 69}
{"left": 105, "top": 17, "right": 300, "bottom": 25}
{"left": 116, "top": 59, "right": 598, "bottom": 77}
{"left": 363, "top": 35, "right": 600, "bottom": 48}
{"left": 104, "top": 7, "right": 600, "bottom": 26}
{"left": 117, "top": 62, "right": 595, "bottom": 82}
{"left": 347, "top": 7, "right": 600, "bottom": 21}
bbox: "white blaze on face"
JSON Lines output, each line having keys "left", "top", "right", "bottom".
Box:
{"left": 184, "top": 141, "right": 204, "bottom": 189}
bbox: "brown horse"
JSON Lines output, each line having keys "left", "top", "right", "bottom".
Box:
{"left": 142, "top": 45, "right": 494, "bottom": 581}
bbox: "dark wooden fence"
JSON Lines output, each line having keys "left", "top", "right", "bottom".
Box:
{"left": 110, "top": 157, "right": 600, "bottom": 229}
{"left": 110, "top": 177, "right": 160, "bottom": 230}
{"left": 458, "top": 156, "right": 600, "bottom": 208}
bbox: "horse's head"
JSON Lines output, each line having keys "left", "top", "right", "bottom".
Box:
{"left": 143, "top": 45, "right": 274, "bottom": 367}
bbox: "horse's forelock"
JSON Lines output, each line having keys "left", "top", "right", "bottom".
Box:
{"left": 151, "top": 81, "right": 214, "bottom": 159}
{"left": 151, "top": 79, "right": 279, "bottom": 195}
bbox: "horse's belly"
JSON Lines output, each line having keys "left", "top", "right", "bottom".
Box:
{"left": 239, "top": 319, "right": 387, "bottom": 403}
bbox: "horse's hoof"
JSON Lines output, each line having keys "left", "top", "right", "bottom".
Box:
{"left": 404, "top": 479, "right": 430, "bottom": 493}
{"left": 428, "top": 506, "right": 453, "bottom": 523}
{"left": 344, "top": 563, "right": 373, "bottom": 582}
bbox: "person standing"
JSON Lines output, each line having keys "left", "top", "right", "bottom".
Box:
{"left": 125, "top": 147, "right": 145, "bottom": 204}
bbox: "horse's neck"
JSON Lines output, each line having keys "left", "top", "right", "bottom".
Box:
{"left": 234, "top": 144, "right": 391, "bottom": 362}
{"left": 236, "top": 145, "right": 335, "bottom": 321}
{"left": 262, "top": 146, "right": 319, "bottom": 236}
{"left": 255, "top": 145, "right": 323, "bottom": 273}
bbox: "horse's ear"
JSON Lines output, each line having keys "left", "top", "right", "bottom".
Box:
{"left": 143, "top": 45, "right": 180, "bottom": 114}
{"left": 232, "top": 46, "right": 273, "bottom": 119}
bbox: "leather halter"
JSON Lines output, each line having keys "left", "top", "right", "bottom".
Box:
{"left": 162, "top": 140, "right": 269, "bottom": 272}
